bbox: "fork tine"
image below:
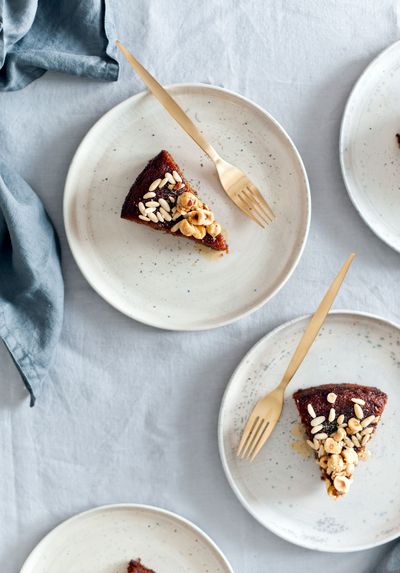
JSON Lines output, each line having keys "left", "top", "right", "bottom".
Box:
{"left": 245, "top": 187, "right": 274, "bottom": 222}
{"left": 237, "top": 414, "right": 259, "bottom": 457}
{"left": 240, "top": 418, "right": 267, "bottom": 459}
{"left": 246, "top": 419, "right": 270, "bottom": 461}
{"left": 237, "top": 192, "right": 269, "bottom": 227}
{"left": 249, "top": 419, "right": 275, "bottom": 461}
{"left": 235, "top": 194, "right": 266, "bottom": 228}
{"left": 247, "top": 183, "right": 275, "bottom": 219}
{"left": 241, "top": 190, "right": 271, "bottom": 226}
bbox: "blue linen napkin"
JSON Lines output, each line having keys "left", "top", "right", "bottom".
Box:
{"left": 0, "top": 159, "right": 64, "bottom": 406}
{"left": 375, "top": 542, "right": 400, "bottom": 573}
{"left": 0, "top": 0, "right": 119, "bottom": 91}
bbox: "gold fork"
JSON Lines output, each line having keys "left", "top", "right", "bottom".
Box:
{"left": 237, "top": 253, "right": 356, "bottom": 461}
{"left": 116, "top": 41, "right": 274, "bottom": 228}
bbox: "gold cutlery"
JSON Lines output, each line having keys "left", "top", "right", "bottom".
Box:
{"left": 116, "top": 40, "right": 274, "bottom": 228}
{"left": 237, "top": 253, "right": 356, "bottom": 461}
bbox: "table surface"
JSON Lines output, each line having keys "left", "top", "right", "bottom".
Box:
{"left": 1, "top": 1, "right": 399, "bottom": 571}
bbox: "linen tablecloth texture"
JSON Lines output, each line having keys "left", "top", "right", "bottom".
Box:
{"left": 0, "top": 160, "right": 63, "bottom": 406}
{"left": 0, "top": 0, "right": 119, "bottom": 91}
{"left": 1, "top": 1, "right": 400, "bottom": 572}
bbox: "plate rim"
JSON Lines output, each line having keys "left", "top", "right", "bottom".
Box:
{"left": 218, "top": 309, "right": 400, "bottom": 552}
{"left": 339, "top": 39, "right": 400, "bottom": 253}
{"left": 19, "top": 503, "right": 234, "bottom": 573}
{"left": 63, "top": 82, "right": 311, "bottom": 331}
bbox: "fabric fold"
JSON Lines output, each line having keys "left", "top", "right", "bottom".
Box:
{"left": 0, "top": 159, "right": 64, "bottom": 405}
{"left": 0, "top": 0, "right": 119, "bottom": 91}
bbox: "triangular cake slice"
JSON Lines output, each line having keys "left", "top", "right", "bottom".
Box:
{"left": 127, "top": 559, "right": 155, "bottom": 573}
{"left": 293, "top": 383, "right": 387, "bottom": 499}
{"left": 121, "top": 150, "right": 228, "bottom": 252}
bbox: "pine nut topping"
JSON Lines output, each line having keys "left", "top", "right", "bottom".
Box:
{"left": 361, "top": 435, "right": 370, "bottom": 446}
{"left": 328, "top": 408, "right": 336, "bottom": 422}
{"left": 311, "top": 424, "right": 324, "bottom": 434}
{"left": 145, "top": 201, "right": 159, "bottom": 208}
{"left": 138, "top": 214, "right": 150, "bottom": 221}
{"left": 327, "top": 393, "right": 337, "bottom": 404}
{"left": 337, "top": 414, "right": 345, "bottom": 425}
{"left": 354, "top": 403, "right": 364, "bottom": 419}
{"left": 307, "top": 439, "right": 318, "bottom": 450}
{"left": 159, "top": 207, "right": 171, "bottom": 221}
{"left": 172, "top": 170, "right": 182, "bottom": 182}
{"left": 171, "top": 221, "right": 181, "bottom": 233}
{"left": 159, "top": 177, "right": 168, "bottom": 189}
{"left": 351, "top": 398, "right": 366, "bottom": 406}
{"left": 143, "top": 191, "right": 156, "bottom": 199}
{"left": 177, "top": 182, "right": 185, "bottom": 189}
{"left": 148, "top": 212, "right": 158, "bottom": 223}
{"left": 145, "top": 207, "right": 156, "bottom": 214}
{"left": 169, "top": 196, "right": 175, "bottom": 202}
{"left": 138, "top": 202, "right": 146, "bottom": 215}
{"left": 360, "top": 427, "right": 373, "bottom": 436}
{"left": 351, "top": 435, "right": 361, "bottom": 447}
{"left": 172, "top": 211, "right": 182, "bottom": 221}
{"left": 156, "top": 212, "right": 164, "bottom": 223}
{"left": 311, "top": 416, "right": 326, "bottom": 427}
{"left": 344, "top": 437, "right": 354, "bottom": 448}
{"left": 314, "top": 432, "right": 328, "bottom": 441}
{"left": 307, "top": 404, "right": 316, "bottom": 418}
{"left": 361, "top": 415, "right": 375, "bottom": 428}
{"left": 165, "top": 172, "right": 175, "bottom": 184}
{"left": 149, "top": 179, "right": 161, "bottom": 191}
{"left": 159, "top": 198, "right": 171, "bottom": 212}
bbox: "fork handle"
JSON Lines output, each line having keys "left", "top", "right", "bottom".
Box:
{"left": 278, "top": 254, "right": 356, "bottom": 390}
{"left": 116, "top": 41, "right": 220, "bottom": 163}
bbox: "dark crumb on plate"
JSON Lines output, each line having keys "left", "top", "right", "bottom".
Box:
{"left": 127, "top": 559, "right": 155, "bottom": 573}
{"left": 396, "top": 134, "right": 400, "bottom": 148}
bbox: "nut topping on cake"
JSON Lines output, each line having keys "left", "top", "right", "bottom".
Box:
{"left": 121, "top": 151, "right": 227, "bottom": 252}
{"left": 293, "top": 383, "right": 387, "bottom": 500}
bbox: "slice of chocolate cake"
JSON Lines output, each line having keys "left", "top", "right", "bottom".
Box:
{"left": 127, "top": 559, "right": 155, "bottom": 573}
{"left": 293, "top": 383, "right": 387, "bottom": 499}
{"left": 121, "top": 150, "right": 227, "bottom": 252}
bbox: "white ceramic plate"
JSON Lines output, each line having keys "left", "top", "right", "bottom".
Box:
{"left": 64, "top": 84, "right": 310, "bottom": 330}
{"left": 20, "top": 504, "right": 233, "bottom": 573}
{"left": 219, "top": 311, "right": 400, "bottom": 552}
{"left": 340, "top": 40, "right": 400, "bottom": 252}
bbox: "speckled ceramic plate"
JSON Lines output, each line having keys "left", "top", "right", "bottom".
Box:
{"left": 219, "top": 311, "right": 400, "bottom": 552}
{"left": 340, "top": 40, "right": 400, "bottom": 252}
{"left": 20, "top": 504, "right": 233, "bottom": 573}
{"left": 64, "top": 83, "right": 310, "bottom": 330}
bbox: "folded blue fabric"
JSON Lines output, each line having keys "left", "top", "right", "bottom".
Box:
{"left": 375, "top": 542, "right": 400, "bottom": 573}
{"left": 0, "top": 0, "right": 119, "bottom": 91}
{"left": 0, "top": 160, "right": 64, "bottom": 405}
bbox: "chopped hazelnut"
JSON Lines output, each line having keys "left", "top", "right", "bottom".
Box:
{"left": 342, "top": 448, "right": 359, "bottom": 465}
{"left": 324, "top": 437, "right": 343, "bottom": 455}
{"left": 176, "top": 192, "right": 199, "bottom": 213}
{"left": 333, "top": 475, "right": 351, "bottom": 494}
{"left": 206, "top": 222, "right": 222, "bottom": 238}
{"left": 347, "top": 417, "right": 363, "bottom": 434}
{"left": 179, "top": 219, "right": 196, "bottom": 237}
{"left": 327, "top": 454, "right": 345, "bottom": 475}
{"left": 332, "top": 427, "right": 346, "bottom": 442}
{"left": 319, "top": 455, "right": 329, "bottom": 469}
{"left": 188, "top": 208, "right": 214, "bottom": 226}
{"left": 192, "top": 225, "right": 206, "bottom": 240}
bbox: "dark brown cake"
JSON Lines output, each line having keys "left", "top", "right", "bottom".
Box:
{"left": 127, "top": 559, "right": 155, "bottom": 573}
{"left": 293, "top": 383, "right": 387, "bottom": 499}
{"left": 121, "top": 150, "right": 227, "bottom": 252}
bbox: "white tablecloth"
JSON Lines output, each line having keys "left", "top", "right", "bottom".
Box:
{"left": 1, "top": 1, "right": 399, "bottom": 571}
